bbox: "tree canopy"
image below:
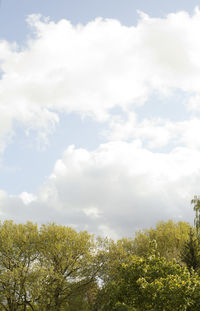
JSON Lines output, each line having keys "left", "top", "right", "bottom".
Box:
{"left": 0, "top": 215, "right": 199, "bottom": 311}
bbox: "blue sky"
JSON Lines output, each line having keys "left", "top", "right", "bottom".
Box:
{"left": 0, "top": 0, "right": 200, "bottom": 238}
{"left": 1, "top": 0, "right": 200, "bottom": 42}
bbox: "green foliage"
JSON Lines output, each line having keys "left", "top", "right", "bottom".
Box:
{"left": 181, "top": 228, "right": 200, "bottom": 271}
{"left": 37, "top": 224, "right": 97, "bottom": 310}
{"left": 97, "top": 237, "right": 136, "bottom": 285}
{"left": 132, "top": 220, "right": 191, "bottom": 262}
{"left": 0, "top": 221, "right": 99, "bottom": 311}
{"left": 0, "top": 220, "right": 40, "bottom": 311}
{"left": 0, "top": 218, "right": 198, "bottom": 311}
{"left": 191, "top": 196, "right": 200, "bottom": 232}
{"left": 99, "top": 251, "right": 200, "bottom": 311}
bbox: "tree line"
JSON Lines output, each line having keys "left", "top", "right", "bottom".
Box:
{"left": 1, "top": 198, "right": 200, "bottom": 310}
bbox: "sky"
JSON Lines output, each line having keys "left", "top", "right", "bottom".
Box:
{"left": 0, "top": 0, "right": 200, "bottom": 238}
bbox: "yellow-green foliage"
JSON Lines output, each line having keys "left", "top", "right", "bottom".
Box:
{"left": 0, "top": 219, "right": 198, "bottom": 311}
{"left": 0, "top": 221, "right": 97, "bottom": 311}
{"left": 99, "top": 253, "right": 200, "bottom": 311}
{"left": 132, "top": 220, "right": 191, "bottom": 261}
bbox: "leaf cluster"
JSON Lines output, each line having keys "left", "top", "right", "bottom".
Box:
{"left": 0, "top": 218, "right": 199, "bottom": 311}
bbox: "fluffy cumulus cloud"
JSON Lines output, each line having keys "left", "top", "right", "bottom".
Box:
{"left": 107, "top": 113, "right": 200, "bottom": 150}
{"left": 1, "top": 9, "right": 200, "bottom": 149}
{"left": 1, "top": 9, "right": 200, "bottom": 236}
{"left": 0, "top": 142, "right": 198, "bottom": 238}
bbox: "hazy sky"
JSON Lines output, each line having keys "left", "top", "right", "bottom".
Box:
{"left": 0, "top": 0, "right": 200, "bottom": 238}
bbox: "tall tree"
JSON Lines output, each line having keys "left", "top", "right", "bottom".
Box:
{"left": 0, "top": 221, "right": 40, "bottom": 311}
{"left": 191, "top": 196, "right": 200, "bottom": 233}
{"left": 36, "top": 224, "right": 98, "bottom": 311}
{"left": 132, "top": 220, "right": 191, "bottom": 262}
{"left": 181, "top": 228, "right": 200, "bottom": 271}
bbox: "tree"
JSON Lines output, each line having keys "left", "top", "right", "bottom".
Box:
{"left": 132, "top": 220, "right": 191, "bottom": 262}
{"left": 36, "top": 224, "right": 98, "bottom": 311}
{"left": 0, "top": 221, "right": 40, "bottom": 311}
{"left": 181, "top": 228, "right": 200, "bottom": 271}
{"left": 98, "top": 249, "right": 200, "bottom": 311}
{"left": 0, "top": 218, "right": 198, "bottom": 311}
{"left": 191, "top": 196, "right": 200, "bottom": 233}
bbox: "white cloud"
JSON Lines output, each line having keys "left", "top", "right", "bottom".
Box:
{"left": 1, "top": 9, "right": 200, "bottom": 150}
{"left": 83, "top": 206, "right": 102, "bottom": 219}
{"left": 1, "top": 9, "right": 200, "bottom": 237}
{"left": 107, "top": 112, "right": 200, "bottom": 150}
{"left": 19, "top": 192, "right": 37, "bottom": 205}
{"left": 188, "top": 94, "right": 200, "bottom": 111}
{"left": 0, "top": 142, "right": 197, "bottom": 237}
